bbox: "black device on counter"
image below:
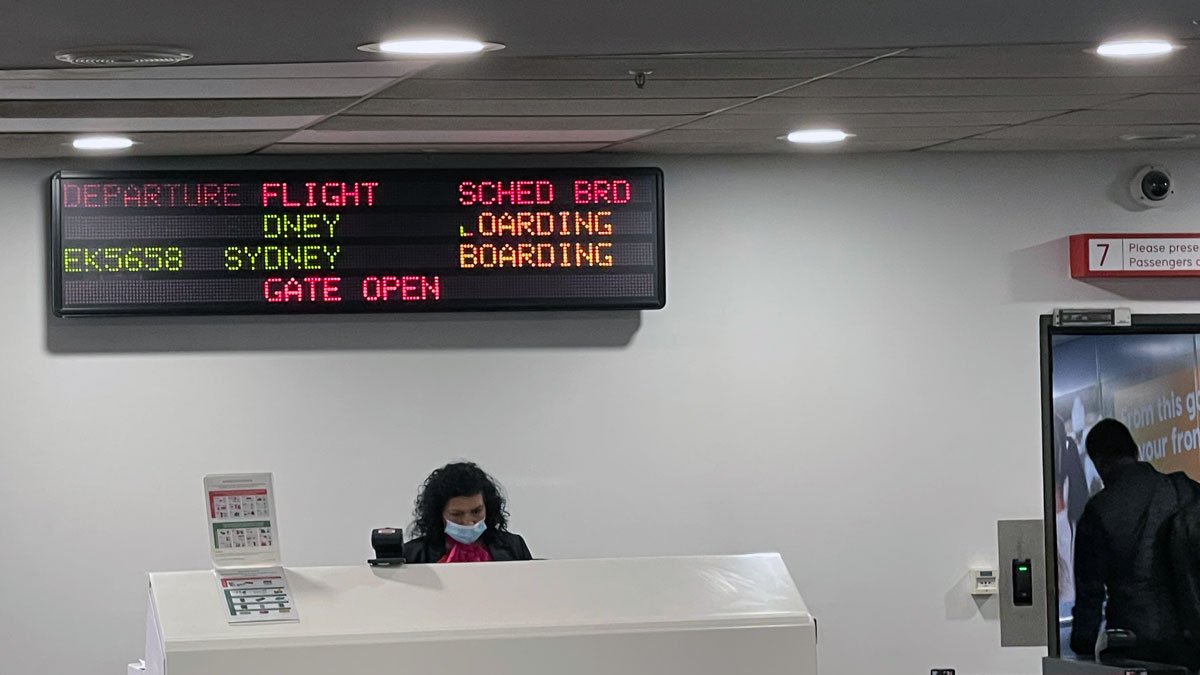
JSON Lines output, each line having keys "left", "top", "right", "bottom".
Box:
{"left": 1012, "top": 558, "right": 1033, "bottom": 606}
{"left": 368, "top": 527, "right": 405, "bottom": 567}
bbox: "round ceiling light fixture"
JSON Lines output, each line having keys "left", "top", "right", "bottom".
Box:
{"left": 784, "top": 129, "right": 854, "bottom": 144}
{"left": 72, "top": 136, "right": 135, "bottom": 151}
{"left": 55, "top": 46, "right": 193, "bottom": 66}
{"left": 357, "top": 37, "right": 505, "bottom": 56}
{"left": 1093, "top": 39, "right": 1179, "bottom": 59}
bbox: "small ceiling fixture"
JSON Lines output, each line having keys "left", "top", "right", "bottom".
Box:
{"left": 73, "top": 136, "right": 135, "bottom": 151}
{"left": 56, "top": 46, "right": 193, "bottom": 66}
{"left": 1121, "top": 132, "right": 1196, "bottom": 143}
{"left": 785, "top": 129, "right": 854, "bottom": 144}
{"left": 357, "top": 38, "right": 504, "bottom": 56}
{"left": 1094, "top": 39, "right": 1179, "bottom": 59}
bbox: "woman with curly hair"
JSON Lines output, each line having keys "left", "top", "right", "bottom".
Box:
{"left": 402, "top": 462, "right": 533, "bottom": 564}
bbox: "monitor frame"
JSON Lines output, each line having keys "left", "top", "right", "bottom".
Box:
{"left": 49, "top": 168, "right": 667, "bottom": 317}
{"left": 1039, "top": 311, "right": 1200, "bottom": 655}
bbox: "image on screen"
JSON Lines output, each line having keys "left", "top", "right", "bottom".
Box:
{"left": 1049, "top": 330, "right": 1200, "bottom": 656}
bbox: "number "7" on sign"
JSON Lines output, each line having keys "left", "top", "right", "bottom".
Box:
{"left": 1089, "top": 239, "right": 1123, "bottom": 271}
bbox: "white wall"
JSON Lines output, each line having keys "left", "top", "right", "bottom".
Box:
{"left": 3, "top": 150, "right": 1199, "bottom": 675}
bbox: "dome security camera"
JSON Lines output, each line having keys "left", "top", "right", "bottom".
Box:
{"left": 1130, "top": 165, "right": 1173, "bottom": 207}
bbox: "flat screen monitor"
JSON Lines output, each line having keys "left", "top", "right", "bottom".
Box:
{"left": 1041, "top": 314, "right": 1200, "bottom": 656}
{"left": 51, "top": 168, "right": 665, "bottom": 316}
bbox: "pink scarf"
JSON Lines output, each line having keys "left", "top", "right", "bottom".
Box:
{"left": 438, "top": 536, "right": 493, "bottom": 563}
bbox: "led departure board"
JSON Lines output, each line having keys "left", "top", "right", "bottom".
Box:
{"left": 51, "top": 169, "right": 665, "bottom": 316}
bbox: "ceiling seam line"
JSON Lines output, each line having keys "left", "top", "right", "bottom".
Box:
{"left": 909, "top": 91, "right": 1175, "bottom": 150}
{"left": 591, "top": 48, "right": 910, "bottom": 152}
{"left": 246, "top": 68, "right": 431, "bottom": 155}
{"left": 912, "top": 109, "right": 1088, "bottom": 151}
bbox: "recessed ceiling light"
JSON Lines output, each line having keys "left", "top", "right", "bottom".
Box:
{"left": 1121, "top": 132, "right": 1196, "bottom": 143}
{"left": 56, "top": 46, "right": 193, "bottom": 66}
{"left": 73, "top": 136, "right": 134, "bottom": 151}
{"left": 785, "top": 129, "right": 854, "bottom": 144}
{"left": 1094, "top": 39, "right": 1179, "bottom": 59}
{"left": 357, "top": 38, "right": 504, "bottom": 56}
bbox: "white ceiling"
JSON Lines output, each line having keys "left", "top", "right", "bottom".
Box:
{"left": 3, "top": 1, "right": 1200, "bottom": 156}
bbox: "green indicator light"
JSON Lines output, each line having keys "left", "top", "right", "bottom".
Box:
{"left": 1018, "top": 566, "right": 1029, "bottom": 572}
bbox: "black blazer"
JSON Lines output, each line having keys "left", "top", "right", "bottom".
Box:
{"left": 402, "top": 531, "right": 533, "bottom": 564}
{"left": 1071, "top": 462, "right": 1200, "bottom": 665}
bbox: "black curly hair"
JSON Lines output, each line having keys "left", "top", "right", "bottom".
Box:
{"left": 411, "top": 462, "right": 509, "bottom": 543}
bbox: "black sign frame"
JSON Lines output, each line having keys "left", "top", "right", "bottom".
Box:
{"left": 50, "top": 168, "right": 666, "bottom": 317}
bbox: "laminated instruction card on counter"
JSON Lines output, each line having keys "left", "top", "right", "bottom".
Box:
{"left": 203, "top": 473, "right": 298, "bottom": 624}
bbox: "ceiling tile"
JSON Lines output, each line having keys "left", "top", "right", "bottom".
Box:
{"left": 282, "top": 129, "right": 649, "bottom": 144}
{"left": 261, "top": 142, "right": 609, "bottom": 154}
{"left": 926, "top": 137, "right": 1200, "bottom": 152}
{"left": 624, "top": 126, "right": 1000, "bottom": 145}
{"left": 416, "top": 56, "right": 886, "bottom": 80}
{"left": 348, "top": 97, "right": 745, "bottom": 116}
{"left": 1095, "top": 93, "right": 1200, "bottom": 110}
{"left": 786, "top": 77, "right": 1200, "bottom": 97}
{"left": 1036, "top": 109, "right": 1200, "bottom": 125}
{"left": 844, "top": 44, "right": 1200, "bottom": 79}
{"left": 603, "top": 138, "right": 928, "bottom": 153}
{"left": 0, "top": 131, "right": 290, "bottom": 158}
{"left": 680, "top": 110, "right": 1059, "bottom": 130}
{"left": 1160, "top": 80, "right": 1200, "bottom": 94}
{"left": 0, "top": 99, "right": 353, "bottom": 117}
{"left": 971, "top": 123, "right": 1200, "bottom": 141}
{"left": 735, "top": 94, "right": 1122, "bottom": 114}
{"left": 375, "top": 78, "right": 798, "bottom": 99}
{"left": 0, "top": 116, "right": 320, "bottom": 132}
{"left": 312, "top": 114, "right": 695, "bottom": 131}
{"left": 0, "top": 61, "right": 433, "bottom": 80}
{"left": 0, "top": 62, "right": 429, "bottom": 100}
{"left": 0, "top": 78, "right": 398, "bottom": 99}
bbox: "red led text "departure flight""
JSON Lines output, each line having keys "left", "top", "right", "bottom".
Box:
{"left": 261, "top": 182, "right": 379, "bottom": 208}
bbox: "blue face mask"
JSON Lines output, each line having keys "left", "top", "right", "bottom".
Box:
{"left": 444, "top": 519, "right": 487, "bottom": 545}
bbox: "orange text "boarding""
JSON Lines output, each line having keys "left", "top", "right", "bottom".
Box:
{"left": 460, "top": 242, "right": 613, "bottom": 269}
{"left": 467, "top": 211, "right": 613, "bottom": 237}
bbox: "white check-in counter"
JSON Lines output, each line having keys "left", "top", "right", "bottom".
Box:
{"left": 139, "top": 553, "right": 817, "bottom": 675}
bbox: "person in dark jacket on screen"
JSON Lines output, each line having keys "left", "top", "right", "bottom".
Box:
{"left": 402, "top": 462, "right": 533, "bottom": 564}
{"left": 1070, "top": 418, "right": 1200, "bottom": 669}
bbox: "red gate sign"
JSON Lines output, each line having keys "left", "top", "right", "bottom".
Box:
{"left": 1070, "top": 233, "right": 1200, "bottom": 278}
